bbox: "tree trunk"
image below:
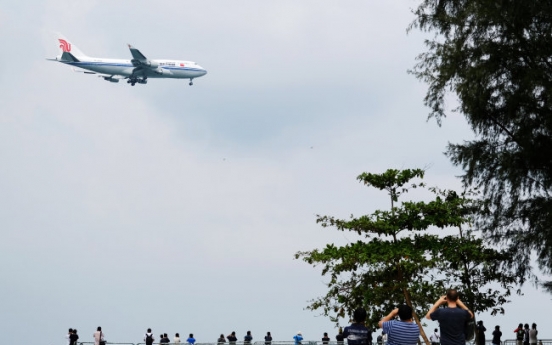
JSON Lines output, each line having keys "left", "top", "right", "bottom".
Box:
{"left": 403, "top": 288, "right": 430, "bottom": 345}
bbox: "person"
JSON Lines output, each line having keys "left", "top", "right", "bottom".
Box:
{"left": 378, "top": 304, "right": 420, "bottom": 345}
{"left": 227, "top": 331, "right": 238, "bottom": 344}
{"left": 430, "top": 329, "right": 440, "bottom": 345}
{"left": 144, "top": 329, "right": 155, "bottom": 345}
{"left": 477, "top": 321, "right": 487, "bottom": 345}
{"left": 293, "top": 331, "right": 303, "bottom": 345}
{"left": 515, "top": 324, "right": 525, "bottom": 345}
{"left": 93, "top": 327, "right": 105, "bottom": 345}
{"left": 322, "top": 332, "right": 331, "bottom": 345}
{"left": 187, "top": 333, "right": 196, "bottom": 344}
{"left": 492, "top": 326, "right": 502, "bottom": 345}
{"left": 425, "top": 289, "right": 474, "bottom": 345}
{"left": 265, "top": 332, "right": 273, "bottom": 345}
{"left": 244, "top": 331, "right": 253, "bottom": 344}
{"left": 523, "top": 324, "right": 530, "bottom": 345}
{"left": 174, "top": 333, "right": 181, "bottom": 344}
{"left": 161, "top": 333, "right": 171, "bottom": 344}
{"left": 67, "top": 328, "right": 74, "bottom": 345}
{"left": 529, "top": 324, "right": 537, "bottom": 345}
{"left": 336, "top": 328, "right": 344, "bottom": 344}
{"left": 70, "top": 329, "right": 79, "bottom": 345}
{"left": 376, "top": 332, "right": 384, "bottom": 345}
{"left": 218, "top": 334, "right": 226, "bottom": 344}
{"left": 343, "top": 308, "right": 371, "bottom": 345}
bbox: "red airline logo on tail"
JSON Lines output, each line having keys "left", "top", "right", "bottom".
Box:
{"left": 59, "top": 39, "right": 71, "bottom": 52}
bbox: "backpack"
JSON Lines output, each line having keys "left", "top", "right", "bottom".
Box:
{"left": 146, "top": 334, "right": 154, "bottom": 345}
{"left": 516, "top": 330, "right": 525, "bottom": 341}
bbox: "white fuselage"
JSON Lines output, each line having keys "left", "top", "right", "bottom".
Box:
{"left": 63, "top": 56, "right": 207, "bottom": 79}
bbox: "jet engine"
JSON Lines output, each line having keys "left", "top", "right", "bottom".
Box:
{"left": 103, "top": 76, "right": 119, "bottom": 83}
{"left": 143, "top": 60, "right": 159, "bottom": 68}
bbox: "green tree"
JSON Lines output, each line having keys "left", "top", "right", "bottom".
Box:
{"left": 296, "top": 169, "right": 523, "bottom": 345}
{"left": 428, "top": 189, "right": 524, "bottom": 342}
{"left": 410, "top": 0, "right": 552, "bottom": 288}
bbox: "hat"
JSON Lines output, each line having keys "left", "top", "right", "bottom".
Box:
{"left": 298, "top": 332, "right": 302, "bottom": 335}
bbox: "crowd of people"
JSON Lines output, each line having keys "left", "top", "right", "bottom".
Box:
{"left": 65, "top": 290, "right": 542, "bottom": 345}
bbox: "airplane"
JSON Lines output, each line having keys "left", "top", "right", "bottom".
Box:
{"left": 47, "top": 34, "right": 207, "bottom": 86}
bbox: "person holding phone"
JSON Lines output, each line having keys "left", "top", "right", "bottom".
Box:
{"left": 426, "top": 289, "right": 474, "bottom": 345}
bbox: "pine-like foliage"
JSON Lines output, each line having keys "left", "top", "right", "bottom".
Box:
{"left": 410, "top": 0, "right": 552, "bottom": 284}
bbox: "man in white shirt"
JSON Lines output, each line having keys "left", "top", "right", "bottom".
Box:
{"left": 430, "top": 328, "right": 440, "bottom": 345}
{"left": 67, "top": 329, "right": 73, "bottom": 345}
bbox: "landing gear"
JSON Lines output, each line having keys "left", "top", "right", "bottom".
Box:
{"left": 189, "top": 78, "right": 194, "bottom": 86}
{"left": 127, "top": 77, "right": 146, "bottom": 86}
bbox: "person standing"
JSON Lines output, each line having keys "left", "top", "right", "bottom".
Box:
{"left": 492, "top": 326, "right": 502, "bottom": 345}
{"left": 322, "top": 332, "right": 331, "bottom": 345}
{"left": 93, "top": 327, "right": 105, "bottom": 345}
{"left": 378, "top": 305, "right": 420, "bottom": 345}
{"left": 430, "top": 329, "right": 440, "bottom": 345}
{"left": 70, "top": 329, "right": 79, "bottom": 345}
{"left": 376, "top": 332, "right": 384, "bottom": 345}
{"left": 336, "top": 328, "right": 344, "bottom": 345}
{"left": 293, "top": 331, "right": 303, "bottom": 345}
{"left": 187, "top": 334, "right": 196, "bottom": 344}
{"left": 529, "top": 324, "right": 538, "bottom": 345}
{"left": 265, "top": 332, "right": 273, "bottom": 345}
{"left": 343, "top": 308, "right": 371, "bottom": 345}
{"left": 477, "top": 321, "right": 487, "bottom": 345}
{"left": 160, "top": 334, "right": 170, "bottom": 344}
{"left": 425, "top": 289, "right": 474, "bottom": 345}
{"left": 218, "top": 334, "right": 226, "bottom": 344}
{"left": 144, "top": 329, "right": 155, "bottom": 345}
{"left": 523, "top": 324, "right": 530, "bottom": 345}
{"left": 174, "top": 333, "right": 181, "bottom": 344}
{"left": 244, "top": 331, "right": 253, "bottom": 344}
{"left": 227, "top": 331, "right": 238, "bottom": 345}
{"left": 67, "top": 328, "right": 74, "bottom": 345}
{"left": 514, "top": 324, "right": 525, "bottom": 345}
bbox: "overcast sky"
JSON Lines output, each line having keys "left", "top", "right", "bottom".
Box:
{"left": 0, "top": 1, "right": 549, "bottom": 344}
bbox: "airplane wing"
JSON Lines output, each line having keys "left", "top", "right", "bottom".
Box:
{"left": 128, "top": 44, "right": 148, "bottom": 66}
{"left": 71, "top": 67, "right": 125, "bottom": 83}
{"left": 127, "top": 44, "right": 169, "bottom": 79}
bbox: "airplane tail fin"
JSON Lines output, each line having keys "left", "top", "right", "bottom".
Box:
{"left": 55, "top": 32, "right": 87, "bottom": 58}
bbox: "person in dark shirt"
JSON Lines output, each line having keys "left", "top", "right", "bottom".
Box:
{"left": 227, "top": 331, "right": 238, "bottom": 344}
{"left": 69, "top": 329, "right": 79, "bottom": 345}
{"left": 477, "top": 321, "right": 487, "bottom": 345}
{"left": 218, "top": 334, "right": 226, "bottom": 344}
{"left": 160, "top": 333, "right": 170, "bottom": 344}
{"left": 244, "top": 331, "right": 253, "bottom": 344}
{"left": 426, "top": 289, "right": 474, "bottom": 345}
{"left": 322, "top": 332, "right": 331, "bottom": 345}
{"left": 265, "top": 332, "right": 273, "bottom": 345}
{"left": 336, "top": 327, "right": 345, "bottom": 344}
{"left": 523, "top": 324, "right": 530, "bottom": 345}
{"left": 492, "top": 325, "right": 502, "bottom": 345}
{"left": 343, "top": 308, "right": 371, "bottom": 345}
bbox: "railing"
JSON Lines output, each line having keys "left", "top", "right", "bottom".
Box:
{"left": 78, "top": 340, "right": 552, "bottom": 345}
{"left": 501, "top": 341, "right": 551, "bottom": 345}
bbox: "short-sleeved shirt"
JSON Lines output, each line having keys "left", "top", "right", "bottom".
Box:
{"left": 430, "top": 308, "right": 471, "bottom": 345}
{"left": 343, "top": 323, "right": 370, "bottom": 345}
{"left": 382, "top": 320, "right": 420, "bottom": 345}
